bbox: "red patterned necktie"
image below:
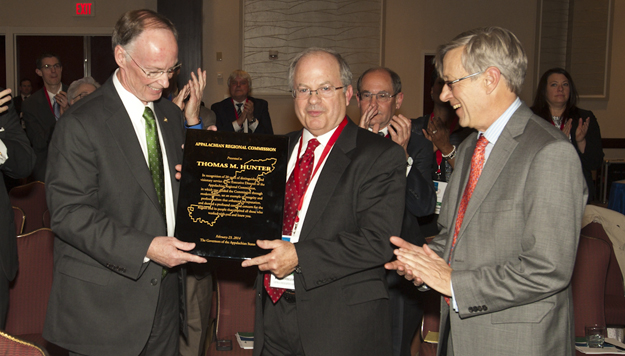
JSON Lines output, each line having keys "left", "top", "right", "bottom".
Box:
{"left": 445, "top": 135, "right": 488, "bottom": 305}
{"left": 264, "top": 138, "right": 320, "bottom": 303}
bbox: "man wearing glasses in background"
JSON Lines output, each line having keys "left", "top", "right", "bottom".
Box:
{"left": 356, "top": 67, "right": 435, "bottom": 356}
{"left": 242, "top": 48, "right": 406, "bottom": 356}
{"left": 22, "top": 53, "right": 68, "bottom": 181}
{"left": 43, "top": 9, "right": 207, "bottom": 356}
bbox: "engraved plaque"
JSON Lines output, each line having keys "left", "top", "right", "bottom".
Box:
{"left": 176, "top": 130, "right": 289, "bottom": 260}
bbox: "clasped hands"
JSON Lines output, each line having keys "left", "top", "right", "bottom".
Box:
{"left": 359, "top": 104, "right": 412, "bottom": 158}
{"left": 385, "top": 236, "right": 453, "bottom": 297}
{"left": 236, "top": 100, "right": 255, "bottom": 126}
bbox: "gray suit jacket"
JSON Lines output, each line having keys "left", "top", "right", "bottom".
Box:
{"left": 430, "top": 103, "right": 586, "bottom": 355}
{"left": 42, "top": 78, "right": 187, "bottom": 355}
{"left": 253, "top": 120, "right": 406, "bottom": 356}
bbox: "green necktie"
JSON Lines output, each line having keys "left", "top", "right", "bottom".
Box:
{"left": 143, "top": 107, "right": 168, "bottom": 278}
{"left": 143, "top": 107, "right": 166, "bottom": 217}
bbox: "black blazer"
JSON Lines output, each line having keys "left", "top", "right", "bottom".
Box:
{"left": 253, "top": 120, "right": 406, "bottom": 356}
{"left": 0, "top": 89, "right": 36, "bottom": 284}
{"left": 570, "top": 108, "right": 603, "bottom": 202}
{"left": 43, "top": 78, "right": 187, "bottom": 355}
{"left": 22, "top": 84, "right": 68, "bottom": 181}
{"left": 211, "top": 96, "right": 274, "bottom": 134}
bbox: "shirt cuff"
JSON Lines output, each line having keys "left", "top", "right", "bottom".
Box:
{"left": 0, "top": 139, "right": 7, "bottom": 165}
{"left": 232, "top": 121, "right": 242, "bottom": 132}
{"left": 248, "top": 119, "right": 259, "bottom": 132}
{"left": 451, "top": 280, "right": 459, "bottom": 312}
{"left": 185, "top": 117, "right": 203, "bottom": 129}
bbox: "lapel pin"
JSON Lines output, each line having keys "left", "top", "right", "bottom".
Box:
{"left": 164, "top": 117, "right": 168, "bottom": 123}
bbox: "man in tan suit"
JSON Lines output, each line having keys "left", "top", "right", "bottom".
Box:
{"left": 386, "top": 27, "right": 586, "bottom": 355}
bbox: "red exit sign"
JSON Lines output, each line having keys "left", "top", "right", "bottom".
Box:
{"left": 75, "top": 2, "right": 95, "bottom": 16}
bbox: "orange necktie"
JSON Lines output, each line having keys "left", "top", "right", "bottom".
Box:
{"left": 445, "top": 135, "right": 488, "bottom": 305}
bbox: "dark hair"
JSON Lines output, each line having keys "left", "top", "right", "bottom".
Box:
{"left": 20, "top": 78, "right": 32, "bottom": 85}
{"left": 36, "top": 53, "right": 61, "bottom": 69}
{"left": 112, "top": 9, "right": 177, "bottom": 52}
{"left": 530, "top": 67, "right": 579, "bottom": 122}
{"left": 356, "top": 67, "right": 402, "bottom": 95}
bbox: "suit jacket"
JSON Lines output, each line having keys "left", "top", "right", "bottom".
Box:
{"left": 0, "top": 89, "right": 36, "bottom": 283}
{"left": 430, "top": 103, "right": 586, "bottom": 356}
{"left": 211, "top": 96, "right": 274, "bottom": 134}
{"left": 569, "top": 108, "right": 603, "bottom": 202}
{"left": 12, "top": 95, "right": 27, "bottom": 116}
{"left": 42, "top": 78, "right": 187, "bottom": 356}
{"left": 22, "top": 84, "right": 68, "bottom": 181}
{"left": 253, "top": 120, "right": 406, "bottom": 356}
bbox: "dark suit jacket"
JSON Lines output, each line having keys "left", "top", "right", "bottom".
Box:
{"left": 430, "top": 103, "right": 586, "bottom": 355}
{"left": 211, "top": 96, "right": 273, "bottom": 134}
{"left": 42, "top": 78, "right": 187, "bottom": 356}
{"left": 22, "top": 84, "right": 68, "bottom": 181}
{"left": 253, "top": 120, "right": 406, "bottom": 356}
{"left": 12, "top": 95, "right": 27, "bottom": 116}
{"left": 0, "top": 89, "right": 36, "bottom": 284}
{"left": 570, "top": 108, "right": 603, "bottom": 202}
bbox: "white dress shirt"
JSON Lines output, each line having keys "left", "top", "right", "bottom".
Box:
{"left": 113, "top": 69, "right": 176, "bottom": 238}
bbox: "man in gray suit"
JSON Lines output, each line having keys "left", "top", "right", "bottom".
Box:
{"left": 386, "top": 27, "right": 586, "bottom": 355}
{"left": 43, "top": 9, "right": 207, "bottom": 356}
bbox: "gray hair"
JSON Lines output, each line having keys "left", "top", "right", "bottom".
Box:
{"left": 435, "top": 27, "right": 527, "bottom": 95}
{"left": 112, "top": 9, "right": 177, "bottom": 53}
{"left": 227, "top": 69, "right": 252, "bottom": 90}
{"left": 288, "top": 47, "right": 352, "bottom": 93}
{"left": 67, "top": 76, "right": 101, "bottom": 103}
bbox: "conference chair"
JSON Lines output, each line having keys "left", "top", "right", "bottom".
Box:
{"left": 0, "top": 330, "right": 49, "bottom": 356}
{"left": 8, "top": 181, "right": 47, "bottom": 234}
{"left": 12, "top": 206, "right": 25, "bottom": 235}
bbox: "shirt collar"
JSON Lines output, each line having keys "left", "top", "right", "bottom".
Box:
{"left": 480, "top": 97, "right": 521, "bottom": 144}
{"left": 301, "top": 123, "right": 340, "bottom": 153}
{"left": 113, "top": 68, "right": 155, "bottom": 115}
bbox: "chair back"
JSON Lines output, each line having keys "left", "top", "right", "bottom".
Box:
{"left": 5, "top": 228, "right": 55, "bottom": 336}
{"left": 0, "top": 331, "right": 48, "bottom": 356}
{"left": 42, "top": 210, "right": 51, "bottom": 229}
{"left": 12, "top": 206, "right": 25, "bottom": 235}
{"left": 207, "top": 260, "right": 256, "bottom": 355}
{"left": 9, "top": 182, "right": 47, "bottom": 234}
{"left": 572, "top": 235, "right": 610, "bottom": 337}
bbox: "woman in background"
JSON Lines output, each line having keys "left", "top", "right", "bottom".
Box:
{"left": 531, "top": 68, "right": 604, "bottom": 202}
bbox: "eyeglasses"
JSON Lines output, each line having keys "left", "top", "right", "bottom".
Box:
{"left": 127, "top": 51, "right": 181, "bottom": 79}
{"left": 358, "top": 91, "right": 398, "bottom": 102}
{"left": 444, "top": 71, "right": 484, "bottom": 89}
{"left": 72, "top": 91, "right": 92, "bottom": 102}
{"left": 292, "top": 85, "right": 344, "bottom": 99}
{"left": 41, "top": 63, "right": 62, "bottom": 71}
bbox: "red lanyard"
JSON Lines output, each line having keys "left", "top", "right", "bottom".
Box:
{"left": 292, "top": 117, "right": 348, "bottom": 232}
{"left": 43, "top": 89, "right": 55, "bottom": 115}
{"left": 232, "top": 98, "right": 248, "bottom": 121}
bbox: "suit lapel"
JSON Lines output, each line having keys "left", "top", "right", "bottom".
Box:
{"left": 298, "top": 121, "right": 356, "bottom": 242}
{"left": 101, "top": 81, "right": 163, "bottom": 214}
{"left": 454, "top": 105, "right": 531, "bottom": 245}
{"left": 154, "top": 102, "right": 182, "bottom": 206}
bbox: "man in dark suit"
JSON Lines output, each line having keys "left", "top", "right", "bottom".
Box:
{"left": 12, "top": 78, "right": 32, "bottom": 116}
{"left": 211, "top": 69, "right": 273, "bottom": 134}
{"left": 242, "top": 48, "right": 406, "bottom": 356}
{"left": 386, "top": 27, "right": 586, "bottom": 356}
{"left": 356, "top": 67, "right": 436, "bottom": 356}
{"left": 43, "top": 9, "right": 207, "bottom": 356}
{"left": 0, "top": 88, "right": 36, "bottom": 328}
{"left": 22, "top": 53, "right": 69, "bottom": 181}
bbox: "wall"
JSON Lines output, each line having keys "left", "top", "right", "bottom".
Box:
{"left": 203, "top": 0, "right": 540, "bottom": 134}
{"left": 2, "top": 0, "right": 622, "bottom": 138}
{"left": 0, "top": 0, "right": 157, "bottom": 90}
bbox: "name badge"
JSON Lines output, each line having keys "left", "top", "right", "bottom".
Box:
{"left": 434, "top": 181, "right": 448, "bottom": 215}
